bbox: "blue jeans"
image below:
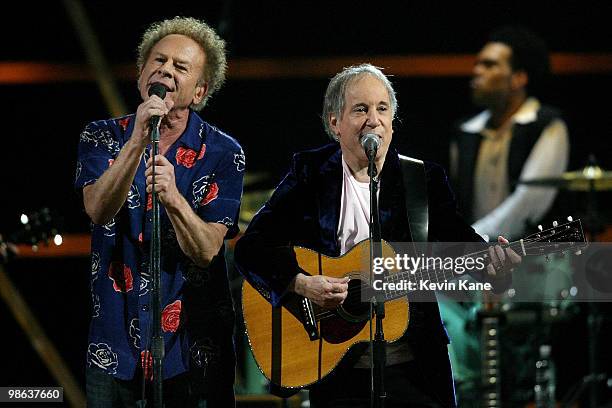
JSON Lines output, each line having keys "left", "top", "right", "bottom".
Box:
{"left": 86, "top": 366, "right": 208, "bottom": 408}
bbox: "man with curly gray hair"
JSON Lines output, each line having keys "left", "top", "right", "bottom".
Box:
{"left": 137, "top": 16, "right": 227, "bottom": 110}
{"left": 76, "top": 16, "right": 243, "bottom": 407}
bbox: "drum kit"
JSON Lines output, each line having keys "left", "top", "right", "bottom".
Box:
{"left": 443, "top": 159, "right": 612, "bottom": 408}
{"left": 520, "top": 159, "right": 612, "bottom": 408}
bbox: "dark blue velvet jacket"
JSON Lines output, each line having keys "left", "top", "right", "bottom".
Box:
{"left": 235, "top": 143, "right": 483, "bottom": 349}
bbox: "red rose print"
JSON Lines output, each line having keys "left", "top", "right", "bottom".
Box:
{"left": 197, "top": 144, "right": 206, "bottom": 160}
{"left": 141, "top": 350, "right": 153, "bottom": 381}
{"left": 108, "top": 262, "right": 133, "bottom": 292}
{"left": 146, "top": 193, "right": 152, "bottom": 211}
{"left": 118, "top": 117, "right": 130, "bottom": 131}
{"left": 138, "top": 233, "right": 143, "bottom": 243}
{"left": 108, "top": 159, "right": 115, "bottom": 167}
{"left": 176, "top": 147, "right": 198, "bottom": 168}
{"left": 161, "top": 300, "right": 182, "bottom": 333}
{"left": 201, "top": 182, "right": 219, "bottom": 206}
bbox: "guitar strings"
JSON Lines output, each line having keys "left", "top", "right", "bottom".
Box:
{"left": 323, "top": 238, "right": 577, "bottom": 297}
{"left": 322, "top": 241, "right": 550, "bottom": 293}
{"left": 312, "top": 238, "right": 582, "bottom": 321}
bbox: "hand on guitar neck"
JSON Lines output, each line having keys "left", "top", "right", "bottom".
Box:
{"left": 290, "top": 273, "right": 350, "bottom": 309}
{"left": 486, "top": 235, "right": 522, "bottom": 291}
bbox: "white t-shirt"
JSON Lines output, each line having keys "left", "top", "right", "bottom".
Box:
{"left": 337, "top": 156, "right": 372, "bottom": 255}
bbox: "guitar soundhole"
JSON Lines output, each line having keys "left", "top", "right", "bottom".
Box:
{"left": 317, "top": 280, "right": 371, "bottom": 344}
{"left": 320, "top": 314, "right": 367, "bottom": 344}
{"left": 338, "top": 279, "right": 371, "bottom": 321}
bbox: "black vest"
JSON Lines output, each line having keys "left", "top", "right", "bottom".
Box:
{"left": 451, "top": 105, "right": 561, "bottom": 223}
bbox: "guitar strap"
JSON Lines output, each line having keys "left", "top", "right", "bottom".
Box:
{"left": 398, "top": 155, "right": 429, "bottom": 242}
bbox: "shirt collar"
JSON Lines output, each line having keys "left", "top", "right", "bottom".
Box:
{"left": 178, "top": 110, "right": 206, "bottom": 150}
{"left": 460, "top": 97, "right": 541, "bottom": 133}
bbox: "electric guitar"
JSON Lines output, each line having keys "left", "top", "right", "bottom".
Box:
{"left": 241, "top": 219, "right": 586, "bottom": 389}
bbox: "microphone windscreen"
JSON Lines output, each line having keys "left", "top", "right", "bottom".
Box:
{"left": 148, "top": 83, "right": 168, "bottom": 99}
{"left": 360, "top": 133, "right": 380, "bottom": 150}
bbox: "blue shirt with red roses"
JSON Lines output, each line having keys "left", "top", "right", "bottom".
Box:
{"left": 75, "top": 110, "right": 244, "bottom": 391}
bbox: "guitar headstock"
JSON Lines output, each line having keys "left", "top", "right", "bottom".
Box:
{"left": 521, "top": 216, "right": 587, "bottom": 257}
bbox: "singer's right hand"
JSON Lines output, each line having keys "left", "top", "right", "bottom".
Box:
{"left": 291, "top": 273, "right": 349, "bottom": 309}
{"left": 133, "top": 95, "right": 174, "bottom": 144}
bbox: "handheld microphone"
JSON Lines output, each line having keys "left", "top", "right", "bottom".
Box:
{"left": 360, "top": 133, "right": 380, "bottom": 161}
{"left": 148, "top": 83, "right": 168, "bottom": 130}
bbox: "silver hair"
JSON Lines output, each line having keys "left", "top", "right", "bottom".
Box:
{"left": 137, "top": 16, "right": 227, "bottom": 111}
{"left": 322, "top": 64, "right": 398, "bottom": 141}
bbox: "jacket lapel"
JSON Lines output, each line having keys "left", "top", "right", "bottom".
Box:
{"left": 379, "top": 149, "right": 399, "bottom": 240}
{"left": 316, "top": 148, "right": 342, "bottom": 256}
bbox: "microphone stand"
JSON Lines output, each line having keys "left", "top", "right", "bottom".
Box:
{"left": 368, "top": 155, "right": 386, "bottom": 408}
{"left": 149, "top": 120, "right": 164, "bottom": 408}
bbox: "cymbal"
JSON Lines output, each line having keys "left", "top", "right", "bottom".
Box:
{"left": 519, "top": 165, "right": 612, "bottom": 191}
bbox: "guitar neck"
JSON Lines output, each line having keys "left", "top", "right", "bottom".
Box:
{"left": 379, "top": 244, "right": 496, "bottom": 301}
{"left": 378, "top": 220, "right": 586, "bottom": 302}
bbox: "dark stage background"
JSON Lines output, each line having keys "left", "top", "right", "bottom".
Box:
{"left": 1, "top": 1, "right": 612, "bottom": 407}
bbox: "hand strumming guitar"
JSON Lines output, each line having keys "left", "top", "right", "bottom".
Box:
{"left": 290, "top": 273, "right": 349, "bottom": 309}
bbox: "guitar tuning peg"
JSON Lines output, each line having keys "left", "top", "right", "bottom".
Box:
{"left": 553, "top": 221, "right": 558, "bottom": 227}
{"left": 567, "top": 216, "right": 573, "bottom": 222}
{"left": 575, "top": 250, "right": 582, "bottom": 256}
{"left": 538, "top": 225, "right": 543, "bottom": 231}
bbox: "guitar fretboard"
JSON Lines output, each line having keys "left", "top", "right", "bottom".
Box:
{"left": 375, "top": 221, "right": 585, "bottom": 302}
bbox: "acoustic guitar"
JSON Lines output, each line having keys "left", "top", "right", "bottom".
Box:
{"left": 242, "top": 219, "right": 586, "bottom": 389}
